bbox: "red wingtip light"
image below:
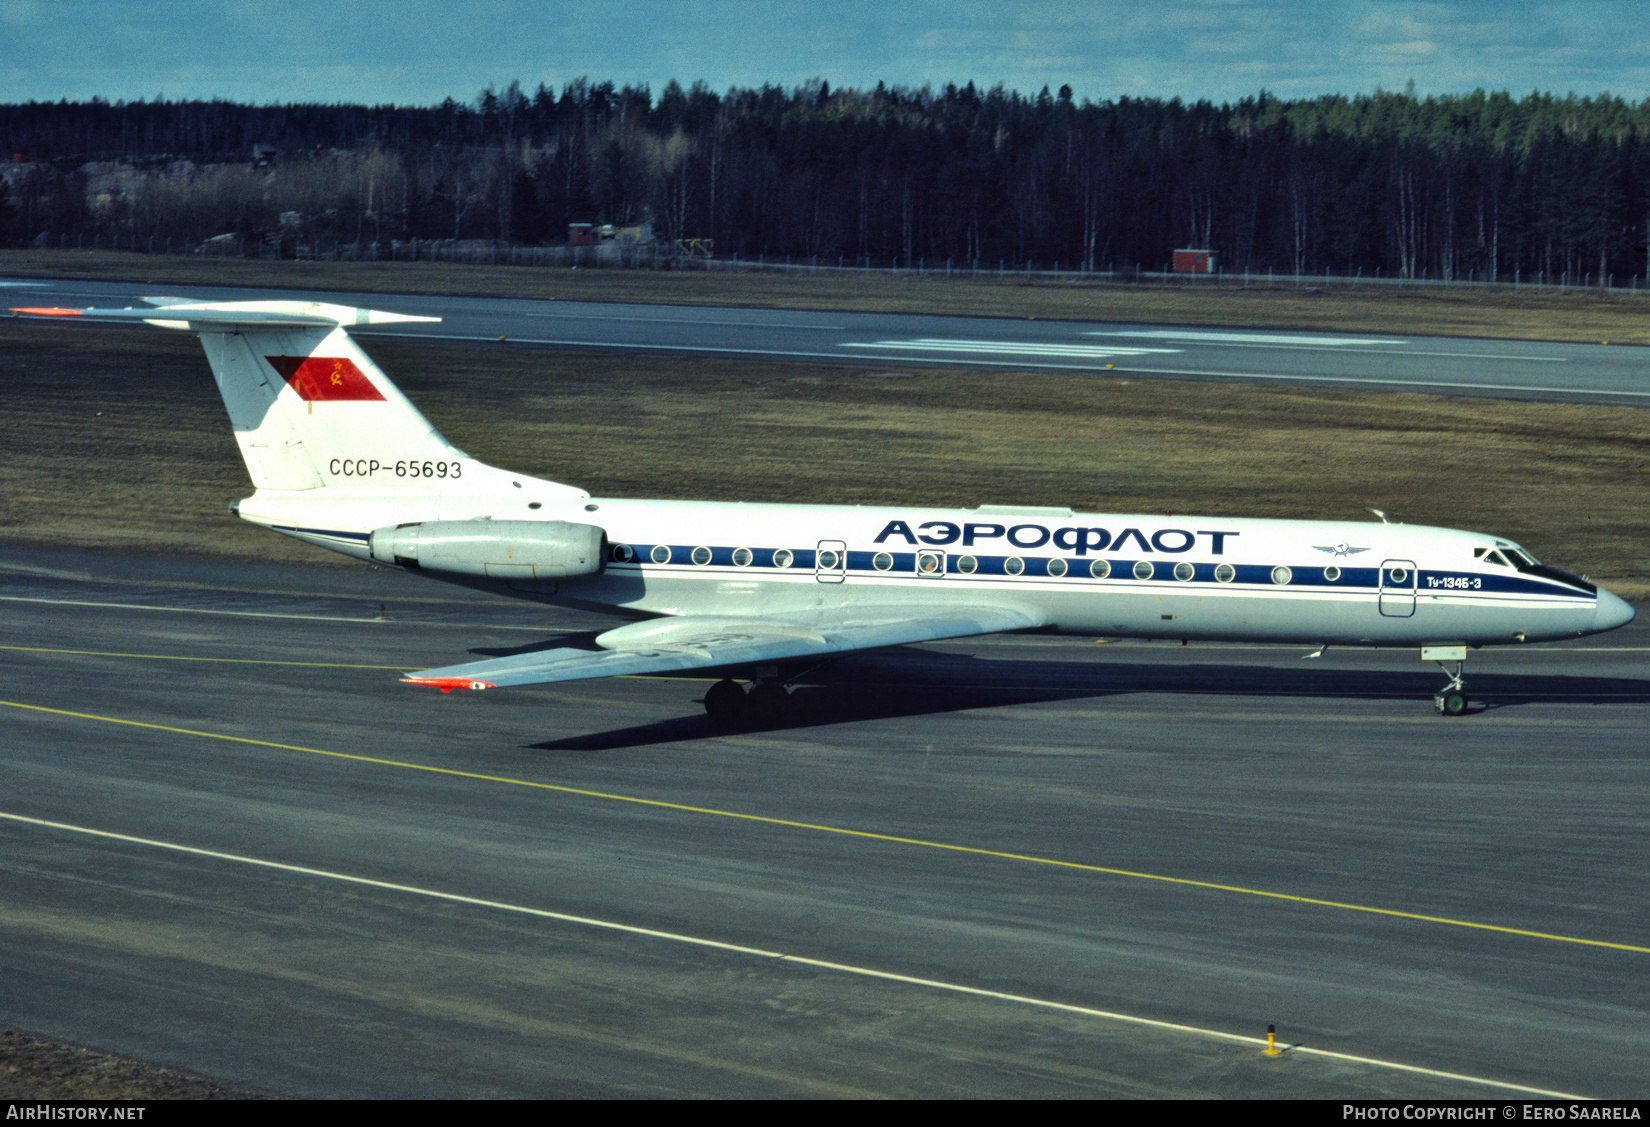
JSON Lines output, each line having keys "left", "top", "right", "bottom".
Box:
{"left": 402, "top": 675, "right": 496, "bottom": 691}
{"left": 10, "top": 307, "right": 85, "bottom": 316}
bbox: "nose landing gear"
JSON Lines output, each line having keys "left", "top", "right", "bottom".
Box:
{"left": 1424, "top": 645, "right": 1469, "bottom": 716}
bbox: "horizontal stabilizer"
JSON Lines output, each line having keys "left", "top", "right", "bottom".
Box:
{"left": 403, "top": 604, "right": 1048, "bottom": 689}
{"left": 11, "top": 299, "right": 439, "bottom": 331}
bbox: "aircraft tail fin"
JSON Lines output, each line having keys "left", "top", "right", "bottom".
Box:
{"left": 12, "top": 300, "right": 586, "bottom": 500}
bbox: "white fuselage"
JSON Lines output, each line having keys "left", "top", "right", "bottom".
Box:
{"left": 238, "top": 490, "right": 1623, "bottom": 648}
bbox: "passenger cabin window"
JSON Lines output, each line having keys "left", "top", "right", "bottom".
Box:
{"left": 1214, "top": 563, "right": 1235, "bottom": 583}
{"left": 1004, "top": 557, "right": 1025, "bottom": 576}
{"left": 691, "top": 546, "right": 712, "bottom": 566}
{"left": 772, "top": 548, "right": 793, "bottom": 568}
{"left": 1133, "top": 560, "right": 1154, "bottom": 580}
{"left": 1047, "top": 558, "right": 1068, "bottom": 578}
{"left": 650, "top": 544, "right": 672, "bottom": 564}
{"left": 1090, "top": 559, "right": 1111, "bottom": 579}
{"left": 957, "top": 555, "right": 978, "bottom": 574}
{"left": 732, "top": 547, "right": 753, "bottom": 567}
{"left": 872, "top": 552, "right": 893, "bottom": 572}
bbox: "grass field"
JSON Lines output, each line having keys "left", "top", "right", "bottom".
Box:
{"left": 3, "top": 323, "right": 1645, "bottom": 597}
{"left": 5, "top": 248, "right": 1650, "bottom": 344}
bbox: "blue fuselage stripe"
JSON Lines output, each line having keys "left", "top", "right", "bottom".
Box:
{"left": 618, "top": 544, "right": 1592, "bottom": 602}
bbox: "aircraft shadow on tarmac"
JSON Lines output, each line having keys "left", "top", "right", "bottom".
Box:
{"left": 527, "top": 648, "right": 1650, "bottom": 752}
{"left": 469, "top": 634, "right": 604, "bottom": 658}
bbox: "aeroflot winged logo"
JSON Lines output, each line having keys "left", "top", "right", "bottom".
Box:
{"left": 265, "top": 356, "right": 386, "bottom": 401}
{"left": 1313, "top": 542, "right": 1370, "bottom": 557}
{"left": 874, "top": 520, "right": 1237, "bottom": 555}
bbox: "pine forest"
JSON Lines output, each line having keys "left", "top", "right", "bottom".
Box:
{"left": 2, "top": 80, "right": 1648, "bottom": 283}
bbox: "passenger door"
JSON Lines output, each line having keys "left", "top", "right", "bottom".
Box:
{"left": 815, "top": 540, "right": 847, "bottom": 583}
{"left": 1379, "top": 559, "right": 1417, "bottom": 617}
{"left": 916, "top": 549, "right": 947, "bottom": 578}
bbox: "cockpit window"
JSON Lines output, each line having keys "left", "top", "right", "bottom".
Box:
{"left": 1492, "top": 545, "right": 1593, "bottom": 594}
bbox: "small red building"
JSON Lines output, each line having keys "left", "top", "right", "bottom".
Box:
{"left": 1173, "top": 248, "right": 1217, "bottom": 274}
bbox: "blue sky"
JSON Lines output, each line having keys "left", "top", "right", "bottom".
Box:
{"left": 2, "top": 1, "right": 1647, "bottom": 106}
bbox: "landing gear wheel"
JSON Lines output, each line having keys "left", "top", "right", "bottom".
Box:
{"left": 1435, "top": 689, "right": 1467, "bottom": 716}
{"left": 1426, "top": 651, "right": 1469, "bottom": 717}
{"left": 747, "top": 682, "right": 790, "bottom": 724}
{"left": 704, "top": 678, "right": 747, "bottom": 725}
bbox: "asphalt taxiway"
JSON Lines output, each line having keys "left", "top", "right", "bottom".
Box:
{"left": 1, "top": 544, "right": 1645, "bottom": 1097}
{"left": 5, "top": 275, "right": 1648, "bottom": 406}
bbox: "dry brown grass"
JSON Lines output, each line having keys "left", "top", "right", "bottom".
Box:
{"left": 0, "top": 1028, "right": 263, "bottom": 1100}
{"left": 5, "top": 248, "right": 1650, "bottom": 343}
{"left": 2, "top": 324, "right": 1645, "bottom": 596}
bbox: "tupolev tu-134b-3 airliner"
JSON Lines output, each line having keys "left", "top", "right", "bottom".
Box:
{"left": 13, "top": 298, "right": 1634, "bottom": 721}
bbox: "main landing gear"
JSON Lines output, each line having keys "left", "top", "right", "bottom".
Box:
{"left": 704, "top": 678, "right": 791, "bottom": 726}
{"left": 1424, "top": 645, "right": 1469, "bottom": 716}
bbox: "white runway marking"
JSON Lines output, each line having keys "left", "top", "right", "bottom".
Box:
{"left": 841, "top": 338, "right": 1181, "bottom": 358}
{"left": 1086, "top": 331, "right": 1569, "bottom": 362}
{"left": 1090, "top": 330, "right": 1408, "bottom": 346}
{"left": 0, "top": 809, "right": 1592, "bottom": 1100}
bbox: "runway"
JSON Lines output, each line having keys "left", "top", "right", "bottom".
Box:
{"left": 5, "top": 275, "right": 1648, "bottom": 406}
{"left": 1, "top": 544, "right": 1645, "bottom": 1097}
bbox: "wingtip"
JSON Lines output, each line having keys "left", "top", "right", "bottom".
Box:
{"left": 402, "top": 675, "right": 496, "bottom": 692}
{"left": 10, "top": 307, "right": 84, "bottom": 316}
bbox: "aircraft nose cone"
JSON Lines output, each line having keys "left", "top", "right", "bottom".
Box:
{"left": 1593, "top": 590, "right": 1636, "bottom": 634}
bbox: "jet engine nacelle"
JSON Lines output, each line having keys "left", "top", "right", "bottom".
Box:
{"left": 369, "top": 519, "right": 606, "bottom": 579}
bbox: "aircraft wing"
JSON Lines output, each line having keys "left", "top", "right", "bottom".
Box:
{"left": 402, "top": 603, "right": 1048, "bottom": 690}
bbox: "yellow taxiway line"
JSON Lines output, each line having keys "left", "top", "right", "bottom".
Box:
{"left": 2, "top": 695, "right": 1645, "bottom": 957}
{"left": 0, "top": 644, "right": 408, "bottom": 669}
{"left": 0, "top": 808, "right": 1590, "bottom": 1101}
